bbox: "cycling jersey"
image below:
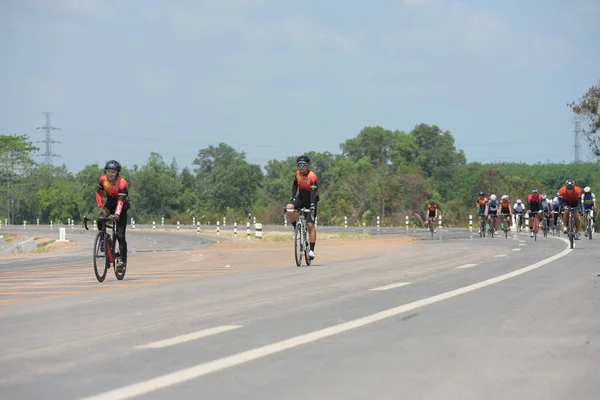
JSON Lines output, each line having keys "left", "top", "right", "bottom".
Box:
{"left": 427, "top": 204, "right": 437, "bottom": 217}
{"left": 552, "top": 197, "right": 561, "bottom": 211}
{"left": 541, "top": 199, "right": 551, "bottom": 212}
{"left": 292, "top": 170, "right": 319, "bottom": 205}
{"left": 527, "top": 193, "right": 542, "bottom": 212}
{"left": 96, "top": 175, "right": 129, "bottom": 215}
{"left": 559, "top": 186, "right": 582, "bottom": 206}
{"left": 582, "top": 193, "right": 596, "bottom": 210}
{"left": 477, "top": 196, "right": 488, "bottom": 213}
{"left": 513, "top": 203, "right": 525, "bottom": 213}
{"left": 499, "top": 199, "right": 510, "bottom": 210}
{"left": 487, "top": 199, "right": 499, "bottom": 214}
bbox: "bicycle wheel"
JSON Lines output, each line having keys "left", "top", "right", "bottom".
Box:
{"left": 93, "top": 231, "right": 108, "bottom": 282}
{"left": 568, "top": 214, "right": 574, "bottom": 249}
{"left": 113, "top": 236, "right": 126, "bottom": 280}
{"left": 303, "top": 225, "right": 312, "bottom": 266}
{"left": 294, "top": 223, "right": 303, "bottom": 266}
{"left": 588, "top": 216, "right": 593, "bottom": 240}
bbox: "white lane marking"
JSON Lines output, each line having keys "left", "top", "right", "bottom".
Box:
{"left": 512, "top": 248, "right": 522, "bottom": 252}
{"left": 369, "top": 282, "right": 411, "bottom": 291}
{"left": 493, "top": 255, "right": 506, "bottom": 258}
{"left": 456, "top": 263, "right": 478, "bottom": 269}
{"left": 519, "top": 240, "right": 526, "bottom": 243}
{"left": 135, "top": 326, "right": 243, "bottom": 349}
{"left": 81, "top": 238, "right": 572, "bottom": 400}
{"left": 519, "top": 243, "right": 526, "bottom": 246}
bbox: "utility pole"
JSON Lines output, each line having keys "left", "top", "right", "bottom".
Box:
{"left": 574, "top": 118, "right": 581, "bottom": 163}
{"left": 37, "top": 112, "right": 61, "bottom": 165}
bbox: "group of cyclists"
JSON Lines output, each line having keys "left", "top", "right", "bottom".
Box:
{"left": 475, "top": 179, "right": 597, "bottom": 239}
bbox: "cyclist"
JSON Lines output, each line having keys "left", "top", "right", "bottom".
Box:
{"left": 426, "top": 201, "right": 438, "bottom": 232}
{"left": 485, "top": 194, "right": 499, "bottom": 232}
{"left": 552, "top": 192, "right": 562, "bottom": 230}
{"left": 558, "top": 179, "right": 582, "bottom": 239}
{"left": 498, "top": 195, "right": 511, "bottom": 230}
{"left": 96, "top": 160, "right": 130, "bottom": 272}
{"left": 513, "top": 199, "right": 525, "bottom": 232}
{"left": 581, "top": 186, "right": 597, "bottom": 236}
{"left": 527, "top": 189, "right": 543, "bottom": 238}
{"left": 286, "top": 155, "right": 319, "bottom": 259}
{"left": 476, "top": 192, "right": 488, "bottom": 234}
{"left": 541, "top": 194, "right": 553, "bottom": 232}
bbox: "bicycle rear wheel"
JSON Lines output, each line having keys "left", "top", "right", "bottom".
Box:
{"left": 294, "top": 224, "right": 303, "bottom": 266}
{"left": 568, "top": 214, "right": 574, "bottom": 249}
{"left": 93, "top": 231, "right": 108, "bottom": 282}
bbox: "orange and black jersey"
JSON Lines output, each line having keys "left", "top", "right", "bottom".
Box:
{"left": 427, "top": 204, "right": 437, "bottom": 212}
{"left": 292, "top": 170, "right": 319, "bottom": 204}
{"left": 96, "top": 175, "right": 129, "bottom": 216}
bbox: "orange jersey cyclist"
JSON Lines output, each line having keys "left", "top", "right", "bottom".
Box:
{"left": 558, "top": 179, "right": 582, "bottom": 238}
{"left": 286, "top": 155, "right": 319, "bottom": 260}
{"left": 96, "top": 160, "right": 130, "bottom": 271}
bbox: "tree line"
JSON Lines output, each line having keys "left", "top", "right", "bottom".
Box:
{"left": 3, "top": 122, "right": 600, "bottom": 229}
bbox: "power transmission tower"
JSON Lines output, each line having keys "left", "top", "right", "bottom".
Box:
{"left": 573, "top": 118, "right": 581, "bottom": 163}
{"left": 37, "top": 112, "right": 61, "bottom": 165}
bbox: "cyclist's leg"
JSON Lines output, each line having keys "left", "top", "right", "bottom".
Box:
{"left": 286, "top": 198, "right": 302, "bottom": 227}
{"left": 306, "top": 203, "right": 317, "bottom": 257}
{"left": 574, "top": 206, "right": 581, "bottom": 233}
{"left": 116, "top": 210, "right": 128, "bottom": 265}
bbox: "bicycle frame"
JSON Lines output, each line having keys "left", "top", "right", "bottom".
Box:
{"left": 291, "top": 208, "right": 314, "bottom": 266}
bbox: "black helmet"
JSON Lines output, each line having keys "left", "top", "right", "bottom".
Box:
{"left": 565, "top": 179, "right": 575, "bottom": 189}
{"left": 478, "top": 191, "right": 484, "bottom": 196}
{"left": 296, "top": 155, "right": 310, "bottom": 164}
{"left": 104, "top": 160, "right": 121, "bottom": 172}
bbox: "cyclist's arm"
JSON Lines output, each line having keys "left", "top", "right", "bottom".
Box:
{"left": 95, "top": 180, "right": 104, "bottom": 207}
{"left": 291, "top": 180, "right": 298, "bottom": 200}
{"left": 115, "top": 180, "right": 129, "bottom": 216}
{"left": 309, "top": 177, "right": 318, "bottom": 205}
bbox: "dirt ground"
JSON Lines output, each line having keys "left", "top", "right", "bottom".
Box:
{"left": 1, "top": 233, "right": 417, "bottom": 268}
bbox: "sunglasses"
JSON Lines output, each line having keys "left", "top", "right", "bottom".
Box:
{"left": 106, "top": 169, "right": 118, "bottom": 175}
{"left": 297, "top": 163, "right": 308, "bottom": 167}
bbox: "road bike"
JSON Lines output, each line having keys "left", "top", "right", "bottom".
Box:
{"left": 500, "top": 213, "right": 510, "bottom": 238}
{"left": 584, "top": 209, "right": 594, "bottom": 240}
{"left": 564, "top": 206, "right": 577, "bottom": 249}
{"left": 291, "top": 208, "right": 314, "bottom": 267}
{"left": 479, "top": 213, "right": 486, "bottom": 238}
{"left": 84, "top": 215, "right": 126, "bottom": 282}
{"left": 541, "top": 212, "right": 551, "bottom": 238}
{"left": 530, "top": 211, "right": 540, "bottom": 241}
{"left": 515, "top": 212, "right": 523, "bottom": 233}
{"left": 487, "top": 215, "right": 496, "bottom": 238}
{"left": 427, "top": 217, "right": 435, "bottom": 238}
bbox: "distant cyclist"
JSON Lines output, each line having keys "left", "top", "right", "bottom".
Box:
{"left": 527, "top": 189, "right": 542, "bottom": 237}
{"left": 485, "top": 194, "right": 499, "bottom": 232}
{"left": 499, "top": 195, "right": 512, "bottom": 230}
{"left": 476, "top": 192, "right": 488, "bottom": 233}
{"left": 552, "top": 192, "right": 561, "bottom": 228}
{"left": 96, "top": 160, "right": 130, "bottom": 272}
{"left": 541, "top": 194, "right": 553, "bottom": 231}
{"left": 286, "top": 155, "right": 319, "bottom": 259}
{"left": 581, "top": 186, "right": 597, "bottom": 236}
{"left": 513, "top": 199, "right": 525, "bottom": 232}
{"left": 426, "top": 201, "right": 438, "bottom": 232}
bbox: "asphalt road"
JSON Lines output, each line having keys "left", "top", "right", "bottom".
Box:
{"left": 1, "top": 226, "right": 599, "bottom": 400}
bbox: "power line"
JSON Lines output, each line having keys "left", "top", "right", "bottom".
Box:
{"left": 36, "top": 112, "right": 61, "bottom": 165}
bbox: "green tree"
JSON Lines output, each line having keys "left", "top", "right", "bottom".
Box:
{"left": 568, "top": 82, "right": 600, "bottom": 155}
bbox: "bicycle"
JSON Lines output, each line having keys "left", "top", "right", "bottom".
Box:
{"left": 291, "top": 208, "right": 314, "bottom": 267}
{"left": 487, "top": 214, "right": 496, "bottom": 238}
{"left": 541, "top": 212, "right": 550, "bottom": 238}
{"left": 515, "top": 212, "right": 523, "bottom": 233}
{"left": 552, "top": 211, "right": 561, "bottom": 236}
{"left": 500, "top": 213, "right": 510, "bottom": 238}
{"left": 530, "top": 211, "right": 540, "bottom": 241}
{"left": 83, "top": 215, "right": 126, "bottom": 282}
{"left": 584, "top": 209, "right": 594, "bottom": 240}
{"left": 427, "top": 217, "right": 435, "bottom": 238}
{"left": 564, "top": 206, "right": 577, "bottom": 249}
{"left": 479, "top": 213, "right": 486, "bottom": 238}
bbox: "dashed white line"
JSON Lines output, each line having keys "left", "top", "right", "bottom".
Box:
{"left": 135, "top": 326, "right": 243, "bottom": 349}
{"left": 493, "top": 255, "right": 506, "bottom": 258}
{"left": 456, "top": 263, "right": 478, "bottom": 269}
{"left": 82, "top": 238, "right": 571, "bottom": 400}
{"left": 512, "top": 248, "right": 522, "bottom": 252}
{"left": 519, "top": 243, "right": 526, "bottom": 246}
{"left": 370, "top": 282, "right": 411, "bottom": 291}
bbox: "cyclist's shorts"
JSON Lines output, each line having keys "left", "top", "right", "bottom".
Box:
{"left": 428, "top": 211, "right": 436, "bottom": 218}
{"left": 564, "top": 203, "right": 580, "bottom": 213}
{"left": 529, "top": 203, "right": 541, "bottom": 212}
{"left": 583, "top": 205, "right": 594, "bottom": 213}
{"left": 488, "top": 210, "right": 498, "bottom": 216}
{"left": 290, "top": 198, "right": 317, "bottom": 223}
{"left": 500, "top": 208, "right": 510, "bottom": 215}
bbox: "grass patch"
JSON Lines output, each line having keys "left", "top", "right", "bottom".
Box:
{"left": 1, "top": 234, "right": 19, "bottom": 243}
{"left": 35, "top": 240, "right": 55, "bottom": 252}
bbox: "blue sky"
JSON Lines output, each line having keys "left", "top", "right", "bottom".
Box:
{"left": 2, "top": 0, "right": 599, "bottom": 172}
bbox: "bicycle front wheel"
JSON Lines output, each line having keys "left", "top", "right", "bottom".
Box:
{"left": 93, "top": 231, "right": 108, "bottom": 282}
{"left": 294, "top": 224, "right": 303, "bottom": 266}
{"left": 304, "top": 226, "right": 312, "bottom": 266}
